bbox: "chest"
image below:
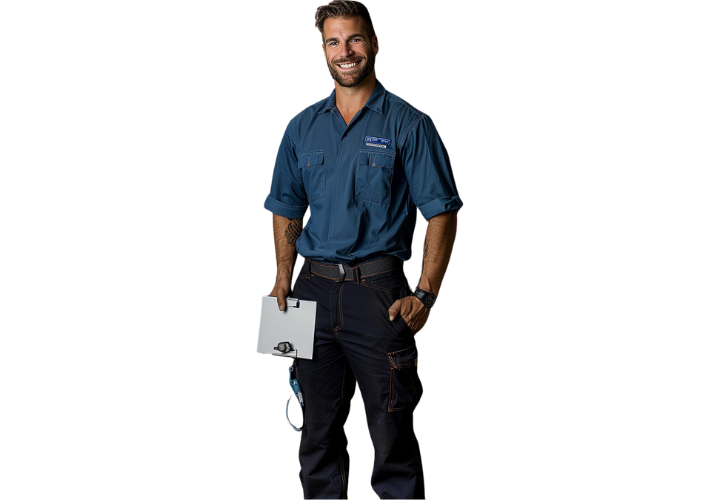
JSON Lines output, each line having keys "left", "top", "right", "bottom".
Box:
{"left": 299, "top": 110, "right": 398, "bottom": 160}
{"left": 339, "top": 108, "right": 358, "bottom": 126}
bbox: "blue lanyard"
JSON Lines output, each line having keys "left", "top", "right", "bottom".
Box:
{"left": 286, "top": 365, "right": 304, "bottom": 431}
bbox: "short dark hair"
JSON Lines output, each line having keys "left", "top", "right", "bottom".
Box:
{"left": 315, "top": 1, "right": 375, "bottom": 40}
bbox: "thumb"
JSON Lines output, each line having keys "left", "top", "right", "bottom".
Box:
{"left": 277, "top": 289, "right": 287, "bottom": 311}
{"left": 388, "top": 300, "right": 401, "bottom": 322}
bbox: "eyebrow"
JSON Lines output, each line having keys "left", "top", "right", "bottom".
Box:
{"left": 324, "top": 33, "right": 365, "bottom": 44}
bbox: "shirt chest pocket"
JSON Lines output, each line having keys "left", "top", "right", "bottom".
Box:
{"left": 297, "top": 151, "right": 325, "bottom": 202}
{"left": 355, "top": 151, "right": 395, "bottom": 206}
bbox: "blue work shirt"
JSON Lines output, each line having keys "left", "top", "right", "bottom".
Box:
{"left": 264, "top": 80, "right": 463, "bottom": 264}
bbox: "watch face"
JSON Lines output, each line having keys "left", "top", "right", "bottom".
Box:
{"left": 415, "top": 288, "right": 436, "bottom": 308}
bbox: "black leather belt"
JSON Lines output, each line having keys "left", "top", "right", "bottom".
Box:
{"left": 306, "top": 256, "right": 403, "bottom": 283}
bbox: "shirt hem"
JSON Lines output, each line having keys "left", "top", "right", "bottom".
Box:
{"left": 418, "top": 195, "right": 464, "bottom": 220}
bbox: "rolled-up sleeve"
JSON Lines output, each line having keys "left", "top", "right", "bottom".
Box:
{"left": 264, "top": 127, "right": 309, "bottom": 219}
{"left": 400, "top": 115, "right": 463, "bottom": 220}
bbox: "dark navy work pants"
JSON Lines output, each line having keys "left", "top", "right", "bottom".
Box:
{"left": 292, "top": 258, "right": 425, "bottom": 499}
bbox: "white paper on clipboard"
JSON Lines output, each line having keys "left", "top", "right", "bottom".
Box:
{"left": 257, "top": 296, "right": 317, "bottom": 359}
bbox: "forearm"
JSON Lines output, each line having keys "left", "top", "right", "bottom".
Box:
{"left": 417, "top": 210, "right": 458, "bottom": 296}
{"left": 272, "top": 213, "right": 303, "bottom": 283}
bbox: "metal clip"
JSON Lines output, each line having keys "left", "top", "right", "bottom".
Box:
{"left": 336, "top": 263, "right": 345, "bottom": 283}
{"left": 287, "top": 365, "right": 304, "bottom": 431}
{"left": 274, "top": 341, "right": 293, "bottom": 353}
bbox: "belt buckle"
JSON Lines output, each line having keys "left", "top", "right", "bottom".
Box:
{"left": 336, "top": 263, "right": 346, "bottom": 283}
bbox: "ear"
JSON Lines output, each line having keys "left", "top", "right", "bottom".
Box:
{"left": 371, "top": 35, "right": 379, "bottom": 56}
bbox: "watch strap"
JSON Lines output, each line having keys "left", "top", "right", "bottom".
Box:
{"left": 413, "top": 287, "right": 437, "bottom": 308}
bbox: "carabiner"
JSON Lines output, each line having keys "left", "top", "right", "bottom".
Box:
{"left": 283, "top": 365, "right": 303, "bottom": 432}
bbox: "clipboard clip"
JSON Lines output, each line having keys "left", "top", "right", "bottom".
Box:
{"left": 272, "top": 341, "right": 298, "bottom": 358}
{"left": 286, "top": 298, "right": 300, "bottom": 308}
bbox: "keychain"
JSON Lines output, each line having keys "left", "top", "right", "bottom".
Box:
{"left": 283, "top": 365, "right": 303, "bottom": 432}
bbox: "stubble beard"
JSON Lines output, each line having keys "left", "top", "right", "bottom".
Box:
{"left": 327, "top": 53, "right": 375, "bottom": 88}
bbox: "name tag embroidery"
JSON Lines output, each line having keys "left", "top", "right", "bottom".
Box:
{"left": 365, "top": 136, "right": 391, "bottom": 148}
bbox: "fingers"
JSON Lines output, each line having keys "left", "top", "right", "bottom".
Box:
{"left": 268, "top": 285, "right": 288, "bottom": 311}
{"left": 277, "top": 288, "right": 287, "bottom": 311}
{"left": 388, "top": 298, "right": 429, "bottom": 336}
{"left": 388, "top": 297, "right": 418, "bottom": 322}
{"left": 388, "top": 299, "right": 402, "bottom": 322}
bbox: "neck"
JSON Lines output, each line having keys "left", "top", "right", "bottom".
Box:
{"left": 334, "top": 72, "right": 377, "bottom": 113}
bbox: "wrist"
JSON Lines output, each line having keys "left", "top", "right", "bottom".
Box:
{"left": 417, "top": 278, "right": 441, "bottom": 295}
{"left": 275, "top": 275, "right": 292, "bottom": 286}
{"left": 413, "top": 286, "right": 437, "bottom": 309}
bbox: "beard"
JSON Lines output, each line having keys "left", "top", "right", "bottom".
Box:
{"left": 327, "top": 53, "right": 376, "bottom": 88}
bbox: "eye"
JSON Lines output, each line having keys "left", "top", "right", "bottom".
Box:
{"left": 351, "top": 37, "right": 362, "bottom": 43}
{"left": 329, "top": 41, "right": 338, "bottom": 47}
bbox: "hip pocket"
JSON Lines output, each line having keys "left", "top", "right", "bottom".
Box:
{"left": 355, "top": 150, "right": 395, "bottom": 206}
{"left": 387, "top": 344, "right": 423, "bottom": 412}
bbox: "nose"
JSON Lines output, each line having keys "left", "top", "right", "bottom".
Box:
{"left": 338, "top": 42, "right": 353, "bottom": 60}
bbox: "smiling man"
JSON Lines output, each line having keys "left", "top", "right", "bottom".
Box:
{"left": 323, "top": 20, "right": 375, "bottom": 89}
{"left": 264, "top": 1, "right": 462, "bottom": 498}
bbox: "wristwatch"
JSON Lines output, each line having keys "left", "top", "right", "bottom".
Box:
{"left": 413, "top": 287, "right": 437, "bottom": 308}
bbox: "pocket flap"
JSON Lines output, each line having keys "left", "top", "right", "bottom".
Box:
{"left": 357, "top": 151, "right": 395, "bottom": 168}
{"left": 298, "top": 151, "right": 324, "bottom": 168}
{"left": 388, "top": 344, "right": 418, "bottom": 369}
{"left": 370, "top": 153, "right": 395, "bottom": 168}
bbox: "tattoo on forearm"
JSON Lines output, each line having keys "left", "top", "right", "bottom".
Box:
{"left": 285, "top": 218, "right": 303, "bottom": 245}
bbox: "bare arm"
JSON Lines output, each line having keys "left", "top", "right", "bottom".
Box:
{"left": 417, "top": 209, "right": 458, "bottom": 296}
{"left": 269, "top": 213, "right": 303, "bottom": 310}
{"left": 388, "top": 210, "right": 458, "bottom": 334}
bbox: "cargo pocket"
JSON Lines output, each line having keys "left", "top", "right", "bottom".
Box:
{"left": 298, "top": 151, "right": 325, "bottom": 202}
{"left": 355, "top": 150, "right": 395, "bottom": 205}
{"left": 387, "top": 344, "right": 423, "bottom": 412}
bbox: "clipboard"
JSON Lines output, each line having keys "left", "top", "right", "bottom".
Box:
{"left": 257, "top": 296, "right": 317, "bottom": 359}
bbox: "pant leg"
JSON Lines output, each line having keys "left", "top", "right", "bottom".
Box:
{"left": 337, "top": 268, "right": 426, "bottom": 499}
{"left": 293, "top": 266, "right": 357, "bottom": 499}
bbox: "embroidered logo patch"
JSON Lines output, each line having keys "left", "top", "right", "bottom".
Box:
{"left": 364, "top": 136, "right": 391, "bottom": 148}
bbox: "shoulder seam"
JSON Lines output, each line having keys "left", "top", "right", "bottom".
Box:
{"left": 398, "top": 115, "right": 426, "bottom": 149}
{"left": 383, "top": 91, "right": 427, "bottom": 147}
{"left": 385, "top": 91, "right": 424, "bottom": 118}
{"left": 288, "top": 94, "right": 330, "bottom": 123}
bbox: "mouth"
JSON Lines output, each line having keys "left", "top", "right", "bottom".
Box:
{"left": 335, "top": 59, "right": 361, "bottom": 70}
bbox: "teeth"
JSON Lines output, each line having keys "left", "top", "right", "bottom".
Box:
{"left": 338, "top": 62, "right": 358, "bottom": 68}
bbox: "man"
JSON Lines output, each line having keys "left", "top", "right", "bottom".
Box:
{"left": 264, "top": 1, "right": 462, "bottom": 498}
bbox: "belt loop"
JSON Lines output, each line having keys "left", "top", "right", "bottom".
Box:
{"left": 353, "top": 264, "right": 361, "bottom": 284}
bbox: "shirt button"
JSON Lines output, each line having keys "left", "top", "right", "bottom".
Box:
{"left": 307, "top": 163, "right": 310, "bottom": 167}
{"left": 372, "top": 163, "right": 375, "bottom": 166}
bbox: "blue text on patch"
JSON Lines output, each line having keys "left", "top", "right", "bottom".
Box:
{"left": 364, "top": 136, "right": 391, "bottom": 147}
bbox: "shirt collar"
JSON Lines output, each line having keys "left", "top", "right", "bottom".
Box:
{"left": 319, "top": 79, "right": 386, "bottom": 114}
